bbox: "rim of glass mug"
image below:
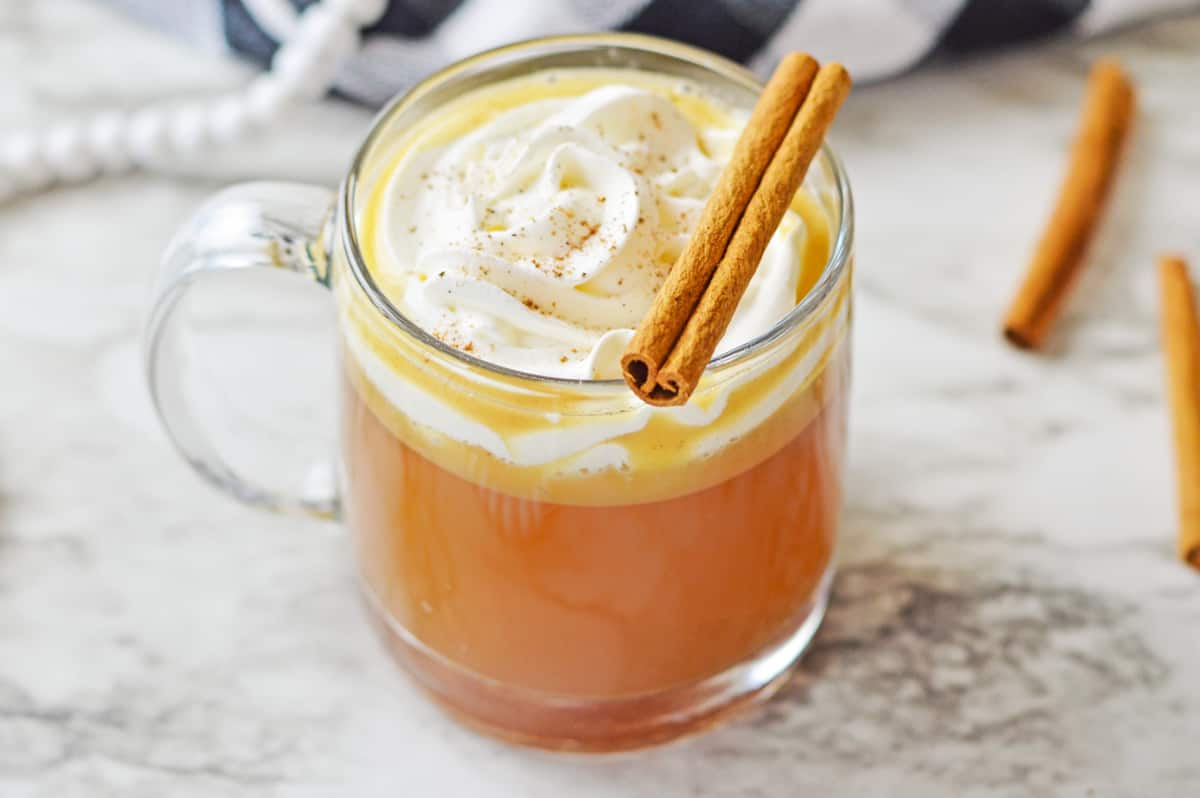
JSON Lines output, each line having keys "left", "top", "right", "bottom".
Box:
{"left": 338, "top": 33, "right": 854, "bottom": 391}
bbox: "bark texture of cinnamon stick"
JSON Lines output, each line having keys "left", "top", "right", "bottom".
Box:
{"left": 621, "top": 52, "right": 819, "bottom": 395}
{"left": 623, "top": 58, "right": 850, "bottom": 406}
{"left": 1002, "top": 59, "right": 1136, "bottom": 350}
{"left": 1158, "top": 254, "right": 1200, "bottom": 570}
{"left": 655, "top": 63, "right": 851, "bottom": 404}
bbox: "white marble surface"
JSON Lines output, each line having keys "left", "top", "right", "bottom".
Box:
{"left": 3, "top": 2, "right": 1200, "bottom": 796}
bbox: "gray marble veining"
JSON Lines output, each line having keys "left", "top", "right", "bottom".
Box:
{"left": 1, "top": 2, "right": 1198, "bottom": 796}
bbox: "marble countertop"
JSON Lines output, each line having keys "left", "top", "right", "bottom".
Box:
{"left": 2, "top": 2, "right": 1199, "bottom": 796}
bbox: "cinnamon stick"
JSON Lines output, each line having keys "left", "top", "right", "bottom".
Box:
{"left": 621, "top": 52, "right": 820, "bottom": 397}
{"left": 623, "top": 60, "right": 850, "bottom": 406}
{"left": 1158, "top": 254, "right": 1200, "bottom": 570}
{"left": 655, "top": 63, "right": 851, "bottom": 405}
{"left": 1002, "top": 59, "right": 1136, "bottom": 350}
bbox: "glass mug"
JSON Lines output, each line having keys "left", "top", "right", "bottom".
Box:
{"left": 146, "top": 34, "right": 854, "bottom": 751}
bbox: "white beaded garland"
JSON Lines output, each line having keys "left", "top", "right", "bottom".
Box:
{"left": 207, "top": 95, "right": 251, "bottom": 145}
{"left": 271, "top": 35, "right": 323, "bottom": 86}
{"left": 297, "top": 2, "right": 343, "bottom": 45}
{"left": 88, "top": 111, "right": 133, "bottom": 173}
{"left": 332, "top": 0, "right": 387, "bottom": 25}
{"left": 271, "top": 15, "right": 358, "bottom": 96}
{"left": 127, "top": 108, "right": 171, "bottom": 166}
{"left": 0, "top": 0, "right": 388, "bottom": 202}
{"left": 2, "top": 133, "right": 54, "bottom": 190}
{"left": 240, "top": 0, "right": 299, "bottom": 40}
{"left": 245, "top": 77, "right": 294, "bottom": 126}
{"left": 167, "top": 103, "right": 211, "bottom": 157}
{"left": 44, "top": 124, "right": 96, "bottom": 183}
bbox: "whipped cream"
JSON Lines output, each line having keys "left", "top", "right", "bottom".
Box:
{"left": 369, "top": 74, "right": 809, "bottom": 380}
{"left": 344, "top": 69, "right": 845, "bottom": 493}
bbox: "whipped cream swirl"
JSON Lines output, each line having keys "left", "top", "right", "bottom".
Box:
{"left": 372, "top": 77, "right": 809, "bottom": 379}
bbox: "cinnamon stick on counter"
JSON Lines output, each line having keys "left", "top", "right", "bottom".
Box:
{"left": 621, "top": 52, "right": 819, "bottom": 397}
{"left": 622, "top": 58, "right": 851, "bottom": 406}
{"left": 1158, "top": 254, "right": 1200, "bottom": 570}
{"left": 1002, "top": 59, "right": 1136, "bottom": 350}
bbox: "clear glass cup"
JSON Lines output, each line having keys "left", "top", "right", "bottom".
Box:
{"left": 146, "top": 34, "right": 854, "bottom": 752}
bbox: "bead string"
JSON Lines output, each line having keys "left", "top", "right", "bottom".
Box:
{"left": 0, "top": 0, "right": 387, "bottom": 203}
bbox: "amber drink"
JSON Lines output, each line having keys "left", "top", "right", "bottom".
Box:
{"left": 333, "top": 39, "right": 854, "bottom": 750}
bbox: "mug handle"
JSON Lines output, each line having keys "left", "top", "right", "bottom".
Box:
{"left": 144, "top": 181, "right": 340, "bottom": 520}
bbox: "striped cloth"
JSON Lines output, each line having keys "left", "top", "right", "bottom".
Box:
{"left": 105, "top": 0, "right": 1199, "bottom": 106}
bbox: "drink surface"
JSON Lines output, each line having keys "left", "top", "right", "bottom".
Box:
{"left": 341, "top": 68, "right": 845, "bottom": 505}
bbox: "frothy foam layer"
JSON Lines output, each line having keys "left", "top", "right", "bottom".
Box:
{"left": 367, "top": 71, "right": 811, "bottom": 379}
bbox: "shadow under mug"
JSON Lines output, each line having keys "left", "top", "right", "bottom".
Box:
{"left": 145, "top": 33, "right": 855, "bottom": 752}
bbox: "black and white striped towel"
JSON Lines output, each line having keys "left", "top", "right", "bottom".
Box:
{"left": 105, "top": 0, "right": 1199, "bottom": 106}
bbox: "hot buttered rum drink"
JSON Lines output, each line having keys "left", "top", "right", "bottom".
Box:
{"left": 336, "top": 65, "right": 850, "bottom": 749}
